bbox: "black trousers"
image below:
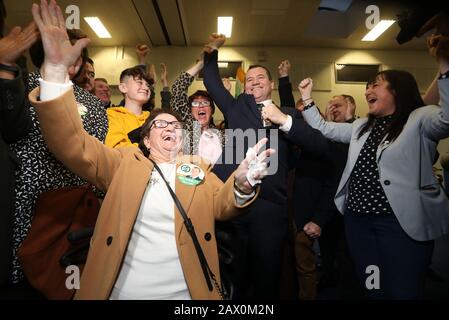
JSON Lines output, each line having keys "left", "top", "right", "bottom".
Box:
{"left": 218, "top": 198, "right": 288, "bottom": 299}
{"left": 344, "top": 209, "right": 434, "bottom": 299}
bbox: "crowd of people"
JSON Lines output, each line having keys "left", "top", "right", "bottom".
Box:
{"left": 1, "top": 0, "right": 449, "bottom": 300}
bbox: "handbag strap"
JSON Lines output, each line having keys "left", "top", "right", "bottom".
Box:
{"left": 149, "top": 159, "right": 226, "bottom": 299}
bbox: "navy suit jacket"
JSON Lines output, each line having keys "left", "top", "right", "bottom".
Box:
{"left": 203, "top": 50, "right": 329, "bottom": 205}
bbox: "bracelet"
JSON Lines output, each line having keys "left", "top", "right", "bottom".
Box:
{"left": 0, "top": 63, "right": 19, "bottom": 75}
{"left": 303, "top": 101, "right": 315, "bottom": 111}
{"left": 302, "top": 97, "right": 313, "bottom": 102}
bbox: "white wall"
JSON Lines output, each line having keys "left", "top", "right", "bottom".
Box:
{"left": 89, "top": 45, "right": 448, "bottom": 166}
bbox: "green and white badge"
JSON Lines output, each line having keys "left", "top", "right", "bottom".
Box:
{"left": 177, "top": 164, "right": 205, "bottom": 186}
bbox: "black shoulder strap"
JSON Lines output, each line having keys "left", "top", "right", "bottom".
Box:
{"left": 148, "top": 159, "right": 226, "bottom": 298}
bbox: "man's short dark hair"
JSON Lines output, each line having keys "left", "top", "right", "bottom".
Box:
{"left": 247, "top": 65, "right": 272, "bottom": 81}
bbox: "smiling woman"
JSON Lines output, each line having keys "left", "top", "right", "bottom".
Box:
{"left": 137, "top": 108, "right": 184, "bottom": 159}
{"left": 298, "top": 37, "right": 449, "bottom": 298}
{"left": 26, "top": 0, "right": 276, "bottom": 300}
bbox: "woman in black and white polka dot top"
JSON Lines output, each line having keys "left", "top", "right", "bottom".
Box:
{"left": 298, "top": 33, "right": 449, "bottom": 299}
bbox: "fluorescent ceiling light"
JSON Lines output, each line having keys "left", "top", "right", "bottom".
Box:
{"left": 218, "top": 16, "right": 233, "bottom": 38}
{"left": 362, "top": 20, "right": 395, "bottom": 41}
{"left": 218, "top": 62, "right": 229, "bottom": 68}
{"left": 84, "top": 17, "right": 111, "bottom": 38}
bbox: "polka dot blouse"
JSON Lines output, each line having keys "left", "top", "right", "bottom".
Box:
{"left": 347, "top": 115, "right": 394, "bottom": 215}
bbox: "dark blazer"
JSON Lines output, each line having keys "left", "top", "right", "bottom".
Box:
{"left": 293, "top": 142, "right": 349, "bottom": 229}
{"left": 203, "top": 50, "right": 329, "bottom": 205}
{"left": 0, "top": 69, "right": 32, "bottom": 285}
{"left": 277, "top": 75, "right": 349, "bottom": 229}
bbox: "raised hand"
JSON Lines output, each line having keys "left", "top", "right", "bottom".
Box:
{"left": 419, "top": 12, "right": 449, "bottom": 72}
{"left": 148, "top": 63, "right": 157, "bottom": 84}
{"left": 136, "top": 44, "right": 150, "bottom": 65}
{"left": 298, "top": 78, "right": 313, "bottom": 101}
{"left": 32, "top": 0, "right": 90, "bottom": 82}
{"left": 345, "top": 99, "right": 356, "bottom": 121}
{"left": 0, "top": 22, "right": 39, "bottom": 66}
{"left": 234, "top": 138, "right": 275, "bottom": 194}
{"left": 277, "top": 60, "right": 291, "bottom": 78}
{"left": 205, "top": 33, "right": 226, "bottom": 52}
{"left": 160, "top": 63, "right": 168, "bottom": 87}
{"left": 325, "top": 103, "right": 335, "bottom": 122}
{"left": 222, "top": 77, "right": 232, "bottom": 93}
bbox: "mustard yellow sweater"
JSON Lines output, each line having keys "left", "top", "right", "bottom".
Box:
{"left": 105, "top": 107, "right": 149, "bottom": 148}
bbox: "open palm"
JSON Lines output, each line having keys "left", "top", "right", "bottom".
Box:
{"left": 32, "top": 0, "right": 90, "bottom": 68}
{"left": 0, "top": 22, "right": 38, "bottom": 65}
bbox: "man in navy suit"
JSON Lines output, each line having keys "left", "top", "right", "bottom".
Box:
{"left": 202, "top": 33, "right": 329, "bottom": 299}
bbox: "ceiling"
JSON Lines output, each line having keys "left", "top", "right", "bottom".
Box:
{"left": 4, "top": 0, "right": 441, "bottom": 50}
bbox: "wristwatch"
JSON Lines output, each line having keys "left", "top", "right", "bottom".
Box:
{"left": 303, "top": 101, "right": 316, "bottom": 111}
{"left": 0, "top": 63, "right": 19, "bottom": 76}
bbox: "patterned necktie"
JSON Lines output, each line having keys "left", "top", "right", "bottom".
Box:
{"left": 256, "top": 103, "right": 271, "bottom": 127}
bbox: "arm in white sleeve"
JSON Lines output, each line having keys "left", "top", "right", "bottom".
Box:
{"left": 38, "top": 78, "right": 73, "bottom": 101}
{"left": 278, "top": 115, "right": 292, "bottom": 133}
{"left": 234, "top": 188, "right": 256, "bottom": 206}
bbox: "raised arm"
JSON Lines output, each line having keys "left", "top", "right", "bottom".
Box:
{"left": 299, "top": 78, "right": 353, "bottom": 143}
{"left": 277, "top": 60, "right": 295, "bottom": 107}
{"left": 159, "top": 63, "right": 171, "bottom": 110}
{"left": 136, "top": 43, "right": 150, "bottom": 68}
{"left": 422, "top": 33, "right": 449, "bottom": 140}
{"left": 202, "top": 34, "right": 237, "bottom": 118}
{"left": 170, "top": 58, "right": 203, "bottom": 123}
{"left": 422, "top": 71, "right": 440, "bottom": 105}
{"left": 259, "top": 102, "right": 331, "bottom": 157}
{"left": 31, "top": 0, "right": 121, "bottom": 191}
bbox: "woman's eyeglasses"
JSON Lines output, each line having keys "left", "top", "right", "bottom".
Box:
{"left": 191, "top": 100, "right": 211, "bottom": 107}
{"left": 150, "top": 119, "right": 184, "bottom": 129}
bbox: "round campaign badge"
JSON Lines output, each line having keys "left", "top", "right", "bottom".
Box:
{"left": 177, "top": 164, "right": 205, "bottom": 186}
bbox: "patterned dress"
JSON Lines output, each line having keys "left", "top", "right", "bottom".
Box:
{"left": 170, "top": 72, "right": 225, "bottom": 158}
{"left": 9, "top": 72, "right": 108, "bottom": 283}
